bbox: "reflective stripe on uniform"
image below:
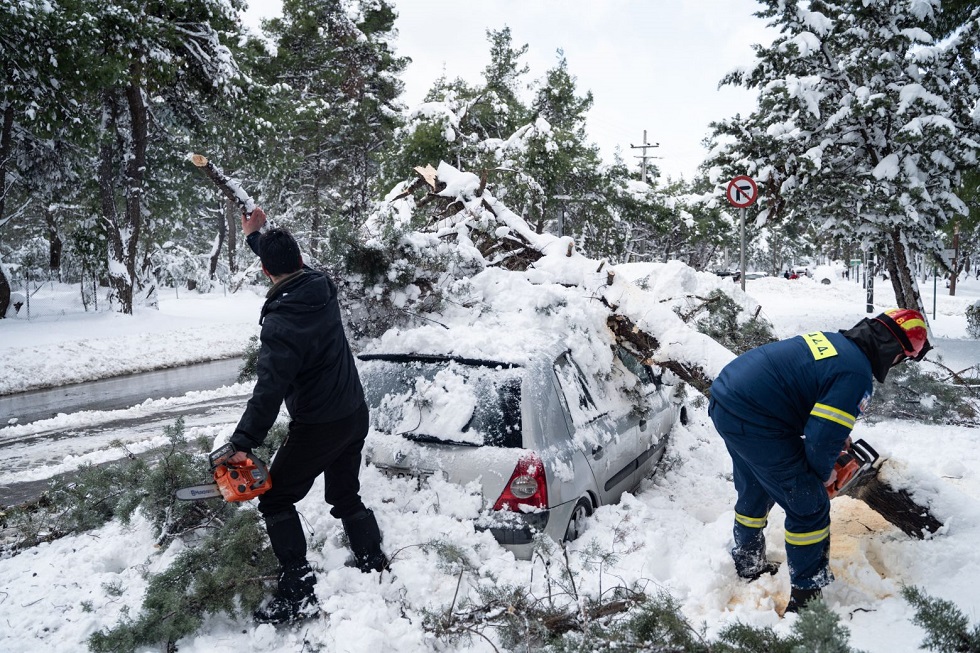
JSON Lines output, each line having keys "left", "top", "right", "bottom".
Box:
{"left": 735, "top": 512, "right": 768, "bottom": 529}
{"left": 810, "top": 403, "right": 856, "bottom": 429}
{"left": 785, "top": 526, "right": 830, "bottom": 546}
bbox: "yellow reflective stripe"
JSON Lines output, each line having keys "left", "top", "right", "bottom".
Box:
{"left": 810, "top": 403, "right": 856, "bottom": 429}
{"left": 803, "top": 332, "right": 838, "bottom": 360}
{"left": 900, "top": 317, "right": 926, "bottom": 331}
{"left": 785, "top": 526, "right": 830, "bottom": 546}
{"left": 735, "top": 512, "right": 768, "bottom": 529}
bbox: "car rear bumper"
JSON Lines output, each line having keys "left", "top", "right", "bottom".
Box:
{"left": 476, "top": 509, "right": 550, "bottom": 547}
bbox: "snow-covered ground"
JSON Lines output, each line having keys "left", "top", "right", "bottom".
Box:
{"left": 0, "top": 272, "right": 978, "bottom": 652}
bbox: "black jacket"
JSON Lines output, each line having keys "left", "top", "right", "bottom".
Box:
{"left": 230, "top": 267, "right": 364, "bottom": 451}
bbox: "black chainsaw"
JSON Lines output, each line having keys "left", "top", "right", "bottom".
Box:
{"left": 176, "top": 443, "right": 272, "bottom": 502}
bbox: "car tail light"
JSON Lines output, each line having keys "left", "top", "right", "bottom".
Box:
{"left": 493, "top": 452, "right": 548, "bottom": 512}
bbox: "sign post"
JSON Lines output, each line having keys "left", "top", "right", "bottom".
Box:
{"left": 726, "top": 175, "right": 758, "bottom": 291}
{"left": 866, "top": 251, "right": 874, "bottom": 313}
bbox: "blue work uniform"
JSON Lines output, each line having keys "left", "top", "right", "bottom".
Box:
{"left": 709, "top": 331, "right": 873, "bottom": 590}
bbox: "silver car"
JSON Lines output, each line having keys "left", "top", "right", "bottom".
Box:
{"left": 359, "top": 340, "right": 686, "bottom": 559}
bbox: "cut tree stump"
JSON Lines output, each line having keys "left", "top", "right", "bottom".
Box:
{"left": 841, "top": 462, "right": 943, "bottom": 538}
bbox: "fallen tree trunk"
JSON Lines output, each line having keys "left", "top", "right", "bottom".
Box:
{"left": 842, "top": 463, "right": 943, "bottom": 538}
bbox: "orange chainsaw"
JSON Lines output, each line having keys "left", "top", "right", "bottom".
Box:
{"left": 826, "top": 438, "right": 879, "bottom": 499}
{"left": 175, "top": 443, "right": 272, "bottom": 502}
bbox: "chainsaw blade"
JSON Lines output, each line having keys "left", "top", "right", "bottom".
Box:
{"left": 175, "top": 484, "right": 222, "bottom": 501}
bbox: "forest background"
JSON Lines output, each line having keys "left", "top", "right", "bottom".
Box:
{"left": 2, "top": 0, "right": 980, "bottom": 322}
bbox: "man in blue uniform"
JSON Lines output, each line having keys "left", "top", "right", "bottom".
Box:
{"left": 709, "top": 309, "right": 930, "bottom": 613}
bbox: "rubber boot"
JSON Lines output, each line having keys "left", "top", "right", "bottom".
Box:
{"left": 254, "top": 561, "right": 319, "bottom": 625}
{"left": 264, "top": 510, "right": 308, "bottom": 568}
{"left": 732, "top": 538, "right": 779, "bottom": 582}
{"left": 341, "top": 509, "right": 389, "bottom": 573}
{"left": 785, "top": 587, "right": 821, "bottom": 614}
{"left": 738, "top": 560, "right": 781, "bottom": 582}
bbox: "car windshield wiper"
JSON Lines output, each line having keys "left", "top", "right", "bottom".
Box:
{"left": 401, "top": 432, "right": 482, "bottom": 447}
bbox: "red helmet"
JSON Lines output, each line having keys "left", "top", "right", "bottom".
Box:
{"left": 875, "top": 308, "right": 931, "bottom": 361}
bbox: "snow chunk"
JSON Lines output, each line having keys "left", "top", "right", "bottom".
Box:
{"left": 872, "top": 153, "right": 901, "bottom": 180}
{"left": 796, "top": 7, "right": 834, "bottom": 36}
{"left": 898, "top": 83, "right": 949, "bottom": 114}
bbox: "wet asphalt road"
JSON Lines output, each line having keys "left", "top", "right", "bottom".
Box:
{"left": 0, "top": 359, "right": 249, "bottom": 507}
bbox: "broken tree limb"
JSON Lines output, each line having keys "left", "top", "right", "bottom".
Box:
{"left": 188, "top": 154, "right": 256, "bottom": 216}
{"left": 605, "top": 313, "right": 715, "bottom": 396}
{"left": 841, "top": 462, "right": 944, "bottom": 538}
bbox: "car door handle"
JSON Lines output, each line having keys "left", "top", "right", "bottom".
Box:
{"left": 592, "top": 445, "right": 604, "bottom": 459}
{"left": 639, "top": 419, "right": 648, "bottom": 431}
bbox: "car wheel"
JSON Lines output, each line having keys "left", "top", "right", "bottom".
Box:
{"left": 564, "top": 498, "right": 593, "bottom": 542}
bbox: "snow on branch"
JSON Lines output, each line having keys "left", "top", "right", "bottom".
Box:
{"left": 356, "top": 161, "right": 734, "bottom": 395}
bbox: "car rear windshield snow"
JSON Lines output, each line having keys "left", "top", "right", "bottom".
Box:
{"left": 359, "top": 356, "right": 523, "bottom": 448}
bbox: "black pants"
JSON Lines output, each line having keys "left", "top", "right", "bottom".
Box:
{"left": 258, "top": 402, "right": 370, "bottom": 566}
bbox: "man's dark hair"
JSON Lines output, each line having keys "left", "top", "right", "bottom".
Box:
{"left": 258, "top": 228, "right": 303, "bottom": 276}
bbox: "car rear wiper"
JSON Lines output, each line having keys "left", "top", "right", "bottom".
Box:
{"left": 401, "top": 432, "right": 481, "bottom": 447}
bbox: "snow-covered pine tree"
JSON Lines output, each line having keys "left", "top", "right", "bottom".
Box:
{"left": 78, "top": 0, "right": 247, "bottom": 314}
{"left": 0, "top": 0, "right": 87, "bottom": 316}
{"left": 521, "top": 52, "right": 611, "bottom": 248}
{"left": 707, "top": 0, "right": 980, "bottom": 317}
{"left": 260, "top": 0, "right": 407, "bottom": 263}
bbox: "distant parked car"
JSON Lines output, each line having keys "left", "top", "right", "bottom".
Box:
{"left": 359, "top": 336, "right": 686, "bottom": 559}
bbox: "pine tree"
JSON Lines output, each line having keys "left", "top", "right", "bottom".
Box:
{"left": 260, "top": 0, "right": 407, "bottom": 262}
{"left": 0, "top": 0, "right": 87, "bottom": 315}
{"left": 75, "top": 0, "right": 249, "bottom": 313}
{"left": 522, "top": 51, "right": 607, "bottom": 246}
{"left": 707, "top": 0, "right": 980, "bottom": 318}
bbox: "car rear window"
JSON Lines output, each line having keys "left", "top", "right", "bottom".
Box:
{"left": 358, "top": 355, "right": 523, "bottom": 448}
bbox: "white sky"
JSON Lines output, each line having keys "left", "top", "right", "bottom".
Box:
{"left": 242, "top": 0, "right": 775, "bottom": 181}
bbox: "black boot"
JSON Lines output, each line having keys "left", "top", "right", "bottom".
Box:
{"left": 785, "top": 587, "right": 822, "bottom": 614}
{"left": 341, "top": 509, "right": 389, "bottom": 573}
{"left": 737, "top": 560, "right": 781, "bottom": 582}
{"left": 254, "top": 561, "right": 319, "bottom": 625}
{"left": 732, "top": 541, "right": 779, "bottom": 582}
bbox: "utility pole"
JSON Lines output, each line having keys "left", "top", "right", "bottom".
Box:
{"left": 630, "top": 130, "right": 660, "bottom": 184}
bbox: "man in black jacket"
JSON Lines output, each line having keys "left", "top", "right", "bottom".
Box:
{"left": 226, "top": 207, "right": 387, "bottom": 625}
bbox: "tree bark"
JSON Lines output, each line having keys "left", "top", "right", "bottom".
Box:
{"left": 209, "top": 201, "right": 226, "bottom": 280}
{"left": 843, "top": 464, "right": 943, "bottom": 539}
{"left": 887, "top": 227, "right": 927, "bottom": 317}
{"left": 225, "top": 199, "right": 238, "bottom": 274}
{"left": 0, "top": 263, "right": 10, "bottom": 319}
{"left": 122, "top": 62, "right": 148, "bottom": 310}
{"left": 0, "top": 82, "right": 13, "bottom": 318}
{"left": 44, "top": 206, "right": 62, "bottom": 276}
{"left": 102, "top": 63, "right": 149, "bottom": 314}
{"left": 97, "top": 91, "right": 124, "bottom": 307}
{"left": 0, "top": 100, "right": 12, "bottom": 221}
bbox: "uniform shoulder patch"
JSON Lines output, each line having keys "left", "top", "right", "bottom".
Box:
{"left": 802, "top": 332, "right": 838, "bottom": 360}
{"left": 858, "top": 390, "right": 872, "bottom": 415}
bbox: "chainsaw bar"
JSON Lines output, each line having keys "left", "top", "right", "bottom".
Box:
{"left": 175, "top": 484, "right": 223, "bottom": 501}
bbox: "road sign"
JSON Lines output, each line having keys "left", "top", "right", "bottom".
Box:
{"left": 850, "top": 259, "right": 861, "bottom": 265}
{"left": 726, "top": 175, "right": 758, "bottom": 208}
